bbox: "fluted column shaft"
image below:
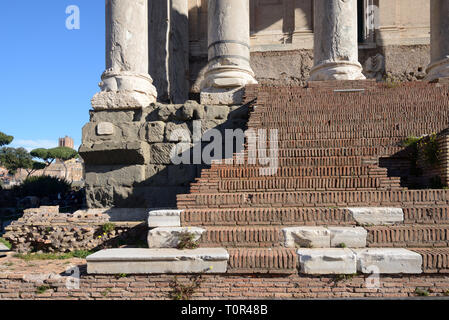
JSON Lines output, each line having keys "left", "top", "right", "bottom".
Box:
{"left": 92, "top": 0, "right": 157, "bottom": 109}
{"left": 426, "top": 0, "right": 449, "bottom": 81}
{"left": 309, "top": 0, "right": 365, "bottom": 81}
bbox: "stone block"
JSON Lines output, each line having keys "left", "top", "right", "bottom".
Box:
{"left": 149, "top": 143, "right": 176, "bottom": 165}
{"left": 90, "top": 110, "right": 138, "bottom": 123}
{"left": 167, "top": 164, "right": 197, "bottom": 185}
{"left": 354, "top": 248, "right": 422, "bottom": 274}
{"left": 282, "top": 227, "right": 330, "bottom": 248}
{"left": 204, "top": 105, "right": 230, "bottom": 120}
{"left": 145, "top": 164, "right": 168, "bottom": 185}
{"left": 145, "top": 121, "right": 166, "bottom": 142}
{"left": 200, "top": 87, "right": 244, "bottom": 105}
{"left": 165, "top": 122, "right": 191, "bottom": 142}
{"left": 297, "top": 248, "right": 357, "bottom": 275}
{"left": 86, "top": 248, "right": 229, "bottom": 274}
{"left": 85, "top": 165, "right": 146, "bottom": 187}
{"left": 348, "top": 207, "right": 404, "bottom": 225}
{"left": 91, "top": 91, "right": 153, "bottom": 110}
{"left": 147, "top": 209, "right": 182, "bottom": 227}
{"left": 79, "top": 141, "right": 150, "bottom": 165}
{"left": 96, "top": 122, "right": 114, "bottom": 135}
{"left": 328, "top": 227, "right": 367, "bottom": 248}
{"left": 147, "top": 227, "right": 205, "bottom": 248}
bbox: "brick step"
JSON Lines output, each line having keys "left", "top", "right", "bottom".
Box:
{"left": 181, "top": 207, "right": 356, "bottom": 226}
{"left": 248, "top": 112, "right": 449, "bottom": 121}
{"left": 412, "top": 248, "right": 449, "bottom": 273}
{"left": 177, "top": 190, "right": 449, "bottom": 209}
{"left": 199, "top": 226, "right": 281, "bottom": 248}
{"left": 367, "top": 225, "right": 449, "bottom": 248}
{"left": 182, "top": 206, "right": 449, "bottom": 227}
{"left": 230, "top": 146, "right": 404, "bottom": 159}
{"left": 252, "top": 105, "right": 449, "bottom": 114}
{"left": 244, "top": 123, "right": 447, "bottom": 135}
{"left": 404, "top": 206, "right": 449, "bottom": 224}
{"left": 252, "top": 102, "right": 449, "bottom": 112}
{"left": 190, "top": 177, "right": 402, "bottom": 193}
{"left": 204, "top": 165, "right": 387, "bottom": 179}
{"left": 273, "top": 138, "right": 406, "bottom": 149}
{"left": 248, "top": 121, "right": 449, "bottom": 130}
{"left": 227, "top": 248, "right": 298, "bottom": 274}
{"left": 196, "top": 225, "right": 449, "bottom": 249}
{"left": 250, "top": 110, "right": 449, "bottom": 119}
{"left": 242, "top": 130, "right": 435, "bottom": 140}
{"left": 209, "top": 156, "right": 376, "bottom": 168}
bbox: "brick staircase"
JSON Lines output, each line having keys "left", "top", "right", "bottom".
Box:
{"left": 172, "top": 81, "right": 449, "bottom": 274}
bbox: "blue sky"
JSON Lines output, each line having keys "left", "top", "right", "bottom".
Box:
{"left": 0, "top": 1, "right": 104, "bottom": 151}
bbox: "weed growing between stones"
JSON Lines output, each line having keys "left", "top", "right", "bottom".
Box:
{"left": 177, "top": 232, "right": 199, "bottom": 250}
{"left": 414, "top": 287, "right": 430, "bottom": 297}
{"left": 36, "top": 285, "right": 52, "bottom": 294}
{"left": 169, "top": 275, "right": 203, "bottom": 300}
{"left": 0, "top": 237, "right": 11, "bottom": 249}
{"left": 102, "top": 223, "right": 116, "bottom": 234}
{"left": 330, "top": 273, "right": 357, "bottom": 285}
{"left": 15, "top": 250, "right": 94, "bottom": 261}
{"left": 101, "top": 288, "right": 112, "bottom": 297}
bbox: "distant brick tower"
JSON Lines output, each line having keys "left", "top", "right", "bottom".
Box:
{"left": 58, "top": 136, "right": 74, "bottom": 149}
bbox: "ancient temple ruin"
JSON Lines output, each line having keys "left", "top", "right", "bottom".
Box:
{"left": 5, "top": 0, "right": 449, "bottom": 298}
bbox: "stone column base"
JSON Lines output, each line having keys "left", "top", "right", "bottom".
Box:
{"left": 200, "top": 87, "right": 245, "bottom": 105}
{"left": 202, "top": 66, "right": 258, "bottom": 89}
{"left": 426, "top": 57, "right": 449, "bottom": 82}
{"left": 309, "top": 61, "right": 366, "bottom": 81}
{"left": 91, "top": 91, "right": 156, "bottom": 110}
{"left": 91, "top": 70, "right": 157, "bottom": 110}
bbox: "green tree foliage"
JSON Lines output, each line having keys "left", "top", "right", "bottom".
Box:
{"left": 0, "top": 131, "right": 13, "bottom": 147}
{"left": 30, "top": 148, "right": 52, "bottom": 165}
{"left": 0, "top": 147, "right": 33, "bottom": 175}
{"left": 31, "top": 146, "right": 78, "bottom": 180}
{"left": 25, "top": 161, "right": 47, "bottom": 179}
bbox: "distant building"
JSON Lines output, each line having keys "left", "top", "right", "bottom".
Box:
{"left": 59, "top": 136, "right": 74, "bottom": 149}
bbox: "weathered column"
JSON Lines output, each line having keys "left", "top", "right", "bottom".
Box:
{"left": 309, "top": 0, "right": 365, "bottom": 81}
{"left": 92, "top": 0, "right": 157, "bottom": 109}
{"left": 426, "top": 0, "right": 449, "bottom": 81}
{"left": 201, "top": 0, "right": 257, "bottom": 105}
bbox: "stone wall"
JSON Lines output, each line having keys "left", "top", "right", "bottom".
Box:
{"left": 3, "top": 207, "right": 146, "bottom": 253}
{"left": 1, "top": 272, "right": 449, "bottom": 300}
{"left": 189, "top": 45, "right": 430, "bottom": 92}
{"left": 79, "top": 101, "right": 249, "bottom": 209}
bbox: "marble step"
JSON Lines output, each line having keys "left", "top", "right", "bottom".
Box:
{"left": 86, "top": 248, "right": 229, "bottom": 274}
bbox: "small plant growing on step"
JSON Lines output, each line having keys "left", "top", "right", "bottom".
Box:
{"left": 177, "top": 232, "right": 199, "bottom": 250}
{"left": 101, "top": 288, "right": 112, "bottom": 297}
{"left": 36, "top": 285, "right": 51, "bottom": 294}
{"left": 102, "top": 223, "right": 116, "bottom": 234}
{"left": 337, "top": 243, "right": 347, "bottom": 248}
{"left": 414, "top": 287, "right": 430, "bottom": 297}
{"left": 169, "top": 276, "right": 203, "bottom": 300}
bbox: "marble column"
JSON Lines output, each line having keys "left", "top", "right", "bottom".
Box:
{"left": 426, "top": 0, "right": 449, "bottom": 81}
{"left": 91, "top": 0, "right": 157, "bottom": 109}
{"left": 309, "top": 0, "right": 365, "bottom": 81}
{"left": 200, "top": 0, "right": 257, "bottom": 105}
